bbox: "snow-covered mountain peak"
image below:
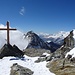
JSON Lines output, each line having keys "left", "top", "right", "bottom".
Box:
{"left": 39, "top": 31, "right": 70, "bottom": 45}
{"left": 25, "top": 31, "right": 38, "bottom": 42}
{"left": 53, "top": 31, "right": 70, "bottom": 38}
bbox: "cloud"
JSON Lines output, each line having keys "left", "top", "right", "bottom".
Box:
{"left": 19, "top": 7, "right": 25, "bottom": 16}
{"left": 0, "top": 24, "right": 29, "bottom": 50}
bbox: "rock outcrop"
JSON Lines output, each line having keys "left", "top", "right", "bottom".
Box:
{"left": 47, "top": 58, "right": 75, "bottom": 75}
{"left": 10, "top": 63, "right": 33, "bottom": 75}
{"left": 24, "top": 48, "right": 50, "bottom": 57}
{"left": 0, "top": 44, "right": 24, "bottom": 59}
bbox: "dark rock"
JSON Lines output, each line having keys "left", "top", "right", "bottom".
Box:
{"left": 46, "top": 53, "right": 54, "bottom": 61}
{"left": 35, "top": 57, "right": 46, "bottom": 63}
{"left": 0, "top": 44, "right": 24, "bottom": 59}
{"left": 66, "top": 54, "right": 72, "bottom": 60}
{"left": 70, "top": 57, "right": 75, "bottom": 63}
{"left": 10, "top": 63, "right": 33, "bottom": 75}
{"left": 40, "top": 55, "right": 46, "bottom": 57}
{"left": 13, "top": 45, "right": 24, "bottom": 57}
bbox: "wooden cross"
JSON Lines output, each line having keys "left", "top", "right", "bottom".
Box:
{"left": 0, "top": 21, "right": 17, "bottom": 44}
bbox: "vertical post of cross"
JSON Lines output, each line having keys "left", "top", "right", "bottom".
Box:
{"left": 7, "top": 21, "right": 9, "bottom": 44}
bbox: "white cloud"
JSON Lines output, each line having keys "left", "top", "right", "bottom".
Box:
{"left": 19, "top": 7, "right": 25, "bottom": 16}
{"left": 0, "top": 24, "right": 29, "bottom": 50}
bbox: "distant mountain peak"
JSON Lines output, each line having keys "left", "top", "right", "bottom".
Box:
{"left": 25, "top": 31, "right": 50, "bottom": 50}
{"left": 39, "top": 31, "right": 70, "bottom": 45}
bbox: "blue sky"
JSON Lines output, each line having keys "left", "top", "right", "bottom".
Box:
{"left": 0, "top": 0, "right": 75, "bottom": 34}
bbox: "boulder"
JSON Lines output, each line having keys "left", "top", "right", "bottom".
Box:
{"left": 70, "top": 57, "right": 75, "bottom": 63}
{"left": 10, "top": 63, "right": 34, "bottom": 75}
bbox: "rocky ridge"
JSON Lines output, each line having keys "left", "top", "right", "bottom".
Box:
{"left": 0, "top": 44, "right": 24, "bottom": 59}
{"left": 46, "top": 30, "right": 75, "bottom": 75}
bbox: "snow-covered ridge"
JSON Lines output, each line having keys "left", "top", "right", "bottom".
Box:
{"left": 39, "top": 31, "right": 70, "bottom": 45}
{"left": 39, "top": 31, "right": 69, "bottom": 39}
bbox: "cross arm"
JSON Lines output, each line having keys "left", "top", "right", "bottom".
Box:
{"left": 0, "top": 28, "right": 17, "bottom": 30}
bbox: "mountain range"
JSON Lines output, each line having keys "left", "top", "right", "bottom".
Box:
{"left": 0, "top": 25, "right": 70, "bottom": 51}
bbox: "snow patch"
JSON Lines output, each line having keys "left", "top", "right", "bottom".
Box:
{"left": 65, "top": 47, "right": 75, "bottom": 58}
{"left": 43, "top": 52, "right": 50, "bottom": 57}
{"left": 0, "top": 55, "right": 55, "bottom": 75}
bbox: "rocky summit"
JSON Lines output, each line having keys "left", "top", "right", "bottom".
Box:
{"left": 0, "top": 44, "right": 24, "bottom": 59}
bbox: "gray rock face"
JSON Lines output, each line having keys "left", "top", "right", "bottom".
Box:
{"left": 64, "top": 30, "right": 74, "bottom": 48}
{"left": 25, "top": 31, "right": 50, "bottom": 50}
{"left": 10, "top": 63, "right": 33, "bottom": 75}
{"left": 0, "top": 44, "right": 24, "bottom": 59}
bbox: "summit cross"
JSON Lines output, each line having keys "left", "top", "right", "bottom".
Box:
{"left": 0, "top": 21, "right": 17, "bottom": 44}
